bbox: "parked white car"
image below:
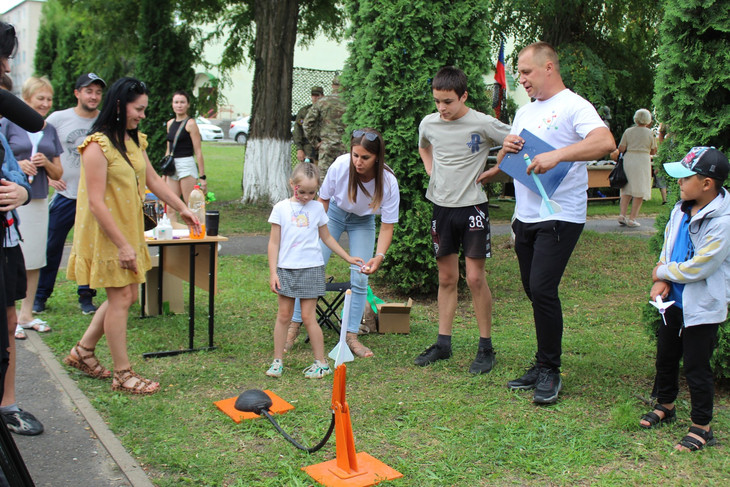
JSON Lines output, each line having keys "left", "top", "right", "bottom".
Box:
{"left": 196, "top": 117, "right": 224, "bottom": 141}
{"left": 229, "top": 116, "right": 250, "bottom": 144}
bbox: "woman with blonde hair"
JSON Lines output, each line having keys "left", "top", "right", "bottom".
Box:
{"left": 0, "top": 76, "right": 63, "bottom": 338}
{"left": 616, "top": 108, "right": 658, "bottom": 227}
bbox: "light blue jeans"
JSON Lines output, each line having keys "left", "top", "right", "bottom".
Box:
{"left": 292, "top": 201, "right": 375, "bottom": 332}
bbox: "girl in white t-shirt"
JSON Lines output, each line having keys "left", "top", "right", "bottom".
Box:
{"left": 288, "top": 128, "right": 400, "bottom": 358}
{"left": 266, "top": 163, "right": 363, "bottom": 379}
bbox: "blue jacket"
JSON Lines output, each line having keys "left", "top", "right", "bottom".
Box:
{"left": 1, "top": 132, "right": 31, "bottom": 238}
{"left": 656, "top": 189, "right": 730, "bottom": 327}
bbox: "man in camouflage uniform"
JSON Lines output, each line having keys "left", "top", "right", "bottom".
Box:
{"left": 303, "top": 76, "right": 347, "bottom": 180}
{"left": 293, "top": 85, "right": 324, "bottom": 163}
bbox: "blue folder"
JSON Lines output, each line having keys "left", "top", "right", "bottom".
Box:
{"left": 499, "top": 129, "right": 573, "bottom": 198}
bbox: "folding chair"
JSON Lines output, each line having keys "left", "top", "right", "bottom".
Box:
{"left": 316, "top": 278, "right": 351, "bottom": 335}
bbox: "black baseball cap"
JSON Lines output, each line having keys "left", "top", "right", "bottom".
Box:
{"left": 664, "top": 146, "right": 730, "bottom": 182}
{"left": 75, "top": 73, "right": 106, "bottom": 90}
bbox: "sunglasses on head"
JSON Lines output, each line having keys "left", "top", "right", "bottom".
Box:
{"left": 353, "top": 129, "right": 378, "bottom": 142}
{"left": 129, "top": 80, "right": 147, "bottom": 93}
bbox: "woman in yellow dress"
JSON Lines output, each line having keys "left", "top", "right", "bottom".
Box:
{"left": 64, "top": 78, "right": 200, "bottom": 394}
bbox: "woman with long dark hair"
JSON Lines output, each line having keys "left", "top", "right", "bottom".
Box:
{"left": 288, "top": 128, "right": 400, "bottom": 357}
{"left": 65, "top": 77, "right": 200, "bottom": 395}
{"left": 165, "top": 90, "right": 206, "bottom": 206}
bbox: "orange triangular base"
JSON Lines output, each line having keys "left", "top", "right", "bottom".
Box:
{"left": 214, "top": 390, "right": 294, "bottom": 423}
{"left": 303, "top": 452, "right": 403, "bottom": 486}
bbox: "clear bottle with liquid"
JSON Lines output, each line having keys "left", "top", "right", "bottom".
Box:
{"left": 188, "top": 185, "right": 206, "bottom": 239}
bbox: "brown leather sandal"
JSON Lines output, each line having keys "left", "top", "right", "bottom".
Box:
{"left": 112, "top": 369, "right": 160, "bottom": 395}
{"left": 346, "top": 332, "right": 374, "bottom": 358}
{"left": 284, "top": 321, "right": 301, "bottom": 352}
{"left": 63, "top": 342, "right": 112, "bottom": 379}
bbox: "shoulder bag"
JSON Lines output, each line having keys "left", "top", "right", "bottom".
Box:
{"left": 609, "top": 152, "right": 628, "bottom": 189}
{"left": 160, "top": 118, "right": 189, "bottom": 177}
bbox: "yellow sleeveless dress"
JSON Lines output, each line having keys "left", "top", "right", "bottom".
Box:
{"left": 67, "top": 133, "right": 152, "bottom": 288}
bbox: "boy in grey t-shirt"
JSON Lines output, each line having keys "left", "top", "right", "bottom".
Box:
{"left": 415, "top": 66, "right": 510, "bottom": 373}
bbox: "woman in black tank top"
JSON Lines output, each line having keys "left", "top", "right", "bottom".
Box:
{"left": 164, "top": 90, "right": 207, "bottom": 207}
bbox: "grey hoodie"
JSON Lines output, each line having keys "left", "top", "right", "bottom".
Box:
{"left": 656, "top": 188, "right": 730, "bottom": 327}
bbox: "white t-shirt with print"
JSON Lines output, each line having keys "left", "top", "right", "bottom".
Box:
{"left": 319, "top": 154, "right": 400, "bottom": 224}
{"left": 268, "top": 198, "right": 328, "bottom": 269}
{"left": 510, "top": 89, "right": 606, "bottom": 223}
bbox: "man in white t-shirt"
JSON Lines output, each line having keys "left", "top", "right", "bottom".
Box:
{"left": 414, "top": 66, "right": 510, "bottom": 374}
{"left": 487, "top": 42, "right": 615, "bottom": 404}
{"left": 34, "top": 73, "right": 105, "bottom": 315}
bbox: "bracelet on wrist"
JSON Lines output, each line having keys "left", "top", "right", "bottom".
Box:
{"left": 375, "top": 252, "right": 386, "bottom": 260}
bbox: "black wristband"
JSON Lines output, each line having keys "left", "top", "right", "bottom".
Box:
{"left": 199, "top": 175, "right": 207, "bottom": 180}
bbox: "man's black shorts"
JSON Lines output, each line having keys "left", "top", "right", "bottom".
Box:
{"left": 431, "top": 203, "right": 491, "bottom": 259}
{"left": 3, "top": 245, "right": 26, "bottom": 307}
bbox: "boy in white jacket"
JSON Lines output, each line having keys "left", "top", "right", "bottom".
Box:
{"left": 642, "top": 147, "right": 730, "bottom": 452}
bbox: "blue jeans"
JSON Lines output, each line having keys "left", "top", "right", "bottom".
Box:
{"left": 36, "top": 194, "right": 93, "bottom": 301}
{"left": 292, "top": 201, "right": 375, "bottom": 332}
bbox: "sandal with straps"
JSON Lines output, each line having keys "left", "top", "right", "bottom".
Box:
{"left": 112, "top": 369, "right": 160, "bottom": 395}
{"left": 677, "top": 426, "right": 716, "bottom": 452}
{"left": 63, "top": 342, "right": 112, "bottom": 379}
{"left": 346, "top": 332, "right": 374, "bottom": 358}
{"left": 640, "top": 403, "right": 676, "bottom": 429}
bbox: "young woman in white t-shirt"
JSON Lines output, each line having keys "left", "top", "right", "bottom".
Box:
{"left": 288, "top": 128, "right": 400, "bottom": 358}
{"left": 266, "top": 163, "right": 363, "bottom": 379}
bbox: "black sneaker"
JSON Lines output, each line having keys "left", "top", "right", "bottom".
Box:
{"left": 533, "top": 368, "right": 562, "bottom": 404}
{"left": 507, "top": 364, "right": 541, "bottom": 390}
{"left": 414, "top": 344, "right": 452, "bottom": 366}
{"left": 32, "top": 298, "right": 46, "bottom": 314}
{"left": 2, "top": 409, "right": 44, "bottom": 436}
{"left": 469, "top": 348, "right": 495, "bottom": 374}
{"left": 79, "top": 296, "right": 98, "bottom": 315}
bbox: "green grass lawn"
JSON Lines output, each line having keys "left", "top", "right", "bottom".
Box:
{"left": 202, "top": 142, "right": 671, "bottom": 236}
{"left": 38, "top": 232, "right": 729, "bottom": 486}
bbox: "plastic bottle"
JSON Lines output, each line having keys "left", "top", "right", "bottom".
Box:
{"left": 156, "top": 214, "right": 173, "bottom": 240}
{"left": 188, "top": 185, "right": 206, "bottom": 239}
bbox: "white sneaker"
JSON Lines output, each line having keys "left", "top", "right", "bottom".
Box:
{"left": 303, "top": 361, "right": 332, "bottom": 379}
{"left": 266, "top": 359, "right": 283, "bottom": 378}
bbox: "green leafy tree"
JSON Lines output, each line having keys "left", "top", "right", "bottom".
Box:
{"left": 491, "top": 0, "right": 662, "bottom": 139}
{"left": 136, "top": 0, "right": 196, "bottom": 165}
{"left": 645, "top": 0, "right": 730, "bottom": 379}
{"left": 35, "top": 0, "right": 141, "bottom": 109}
{"left": 342, "top": 0, "right": 494, "bottom": 294}
{"left": 176, "top": 0, "right": 345, "bottom": 204}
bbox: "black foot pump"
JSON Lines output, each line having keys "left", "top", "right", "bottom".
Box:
{"left": 234, "top": 389, "right": 335, "bottom": 453}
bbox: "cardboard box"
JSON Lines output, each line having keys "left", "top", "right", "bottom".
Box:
{"left": 376, "top": 298, "right": 413, "bottom": 334}
{"left": 139, "top": 255, "right": 184, "bottom": 315}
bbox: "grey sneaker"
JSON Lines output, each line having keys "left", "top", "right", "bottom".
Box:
{"left": 414, "top": 344, "right": 452, "bottom": 367}
{"left": 79, "top": 296, "right": 98, "bottom": 315}
{"left": 32, "top": 297, "right": 46, "bottom": 314}
{"left": 2, "top": 409, "right": 44, "bottom": 436}
{"left": 507, "top": 364, "right": 541, "bottom": 390}
{"left": 533, "top": 368, "right": 562, "bottom": 404}
{"left": 469, "top": 348, "right": 495, "bottom": 374}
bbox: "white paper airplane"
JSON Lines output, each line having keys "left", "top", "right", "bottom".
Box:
{"left": 649, "top": 295, "right": 675, "bottom": 326}
{"left": 328, "top": 289, "right": 354, "bottom": 367}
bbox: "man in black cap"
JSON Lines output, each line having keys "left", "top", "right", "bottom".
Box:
{"left": 292, "top": 85, "right": 324, "bottom": 163}
{"left": 34, "top": 72, "right": 106, "bottom": 315}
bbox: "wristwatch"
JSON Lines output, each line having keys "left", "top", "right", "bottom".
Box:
{"left": 199, "top": 175, "right": 207, "bottom": 180}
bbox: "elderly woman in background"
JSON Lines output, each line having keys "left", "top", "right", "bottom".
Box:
{"left": 0, "top": 76, "right": 63, "bottom": 338}
{"left": 616, "top": 108, "right": 657, "bottom": 227}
